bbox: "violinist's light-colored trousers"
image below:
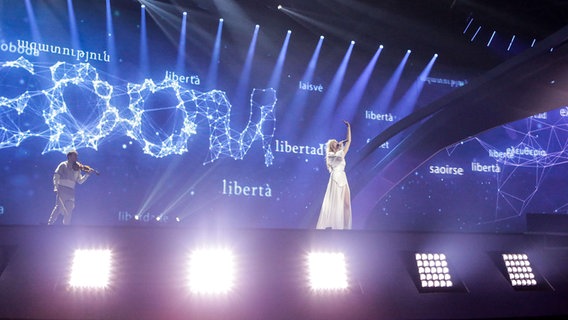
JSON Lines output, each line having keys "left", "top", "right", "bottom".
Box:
{"left": 48, "top": 186, "right": 75, "bottom": 225}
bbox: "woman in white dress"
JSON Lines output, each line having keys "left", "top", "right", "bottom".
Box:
{"left": 316, "top": 120, "right": 352, "bottom": 230}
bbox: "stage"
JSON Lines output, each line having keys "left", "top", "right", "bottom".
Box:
{"left": 1, "top": 224, "right": 567, "bottom": 319}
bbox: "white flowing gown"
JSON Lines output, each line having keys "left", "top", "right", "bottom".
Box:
{"left": 316, "top": 149, "right": 352, "bottom": 229}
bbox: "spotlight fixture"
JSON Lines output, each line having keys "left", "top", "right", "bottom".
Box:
{"left": 502, "top": 254, "right": 536, "bottom": 287}
{"left": 416, "top": 253, "right": 452, "bottom": 287}
{"left": 278, "top": 5, "right": 282, "bottom": 10}
{"left": 188, "top": 248, "right": 235, "bottom": 294}
{"left": 307, "top": 252, "right": 348, "bottom": 291}
{"left": 411, "top": 252, "right": 466, "bottom": 293}
{"left": 69, "top": 249, "right": 112, "bottom": 289}
{"left": 493, "top": 252, "right": 551, "bottom": 291}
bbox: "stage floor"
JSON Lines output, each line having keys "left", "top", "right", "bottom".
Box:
{"left": 1, "top": 225, "right": 568, "bottom": 319}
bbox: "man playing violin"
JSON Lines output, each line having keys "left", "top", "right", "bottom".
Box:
{"left": 47, "top": 150, "right": 92, "bottom": 225}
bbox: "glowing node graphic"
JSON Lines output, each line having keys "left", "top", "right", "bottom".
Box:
{"left": 0, "top": 57, "right": 277, "bottom": 165}
{"left": 444, "top": 112, "right": 568, "bottom": 222}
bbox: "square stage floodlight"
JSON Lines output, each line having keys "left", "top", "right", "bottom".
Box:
{"left": 307, "top": 252, "right": 349, "bottom": 291}
{"left": 69, "top": 249, "right": 112, "bottom": 289}
{"left": 416, "top": 253, "right": 453, "bottom": 288}
{"left": 188, "top": 248, "right": 235, "bottom": 294}
{"left": 499, "top": 253, "right": 553, "bottom": 291}
{"left": 411, "top": 252, "right": 467, "bottom": 293}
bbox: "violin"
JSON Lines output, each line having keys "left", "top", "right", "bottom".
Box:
{"left": 72, "top": 161, "right": 100, "bottom": 175}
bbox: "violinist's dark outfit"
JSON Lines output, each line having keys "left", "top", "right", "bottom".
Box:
{"left": 48, "top": 152, "right": 91, "bottom": 225}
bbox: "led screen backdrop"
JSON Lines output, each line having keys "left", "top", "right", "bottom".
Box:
{"left": 1, "top": 0, "right": 567, "bottom": 231}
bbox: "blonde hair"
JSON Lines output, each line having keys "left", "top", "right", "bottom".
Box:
{"left": 325, "top": 139, "right": 338, "bottom": 172}
{"left": 326, "top": 139, "right": 338, "bottom": 153}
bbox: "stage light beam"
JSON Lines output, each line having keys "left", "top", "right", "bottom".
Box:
{"left": 267, "top": 30, "right": 292, "bottom": 91}
{"left": 105, "top": 0, "right": 118, "bottom": 75}
{"left": 175, "top": 10, "right": 188, "bottom": 73}
{"left": 280, "top": 35, "right": 324, "bottom": 140}
{"left": 24, "top": 0, "right": 42, "bottom": 44}
{"left": 390, "top": 52, "right": 438, "bottom": 117}
{"left": 206, "top": 18, "right": 224, "bottom": 89}
{"left": 66, "top": 0, "right": 81, "bottom": 50}
{"left": 335, "top": 43, "right": 383, "bottom": 123}
{"left": 304, "top": 39, "right": 353, "bottom": 139}
{"left": 139, "top": 4, "right": 149, "bottom": 77}
{"left": 369, "top": 49, "right": 410, "bottom": 114}
{"left": 233, "top": 24, "right": 260, "bottom": 128}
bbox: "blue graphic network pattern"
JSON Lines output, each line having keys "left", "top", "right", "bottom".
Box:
{"left": 445, "top": 113, "right": 568, "bottom": 220}
{"left": 0, "top": 57, "right": 277, "bottom": 166}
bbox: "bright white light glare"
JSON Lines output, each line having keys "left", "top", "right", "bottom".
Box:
{"left": 189, "top": 248, "right": 235, "bottom": 294}
{"left": 415, "top": 253, "right": 453, "bottom": 288}
{"left": 307, "top": 252, "right": 348, "bottom": 291}
{"left": 502, "top": 254, "right": 538, "bottom": 287}
{"left": 278, "top": 5, "right": 282, "bottom": 10}
{"left": 69, "top": 249, "right": 112, "bottom": 289}
{"left": 183, "top": 12, "right": 187, "bottom": 16}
